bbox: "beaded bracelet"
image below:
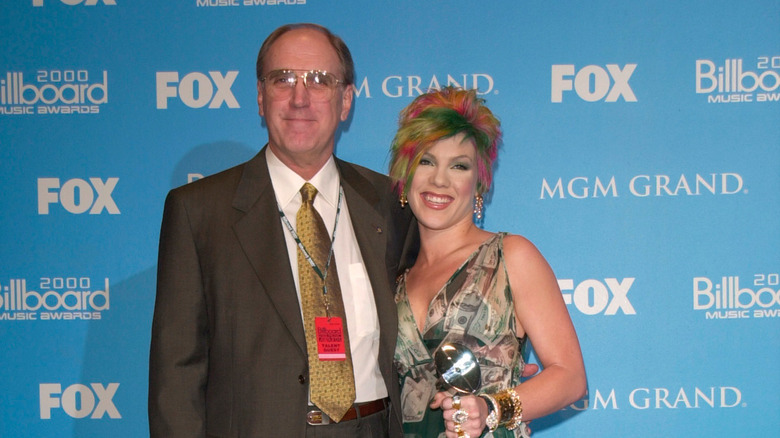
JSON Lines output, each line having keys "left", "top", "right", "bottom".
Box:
{"left": 479, "top": 394, "right": 499, "bottom": 432}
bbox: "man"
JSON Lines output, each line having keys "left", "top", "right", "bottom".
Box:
{"left": 149, "top": 23, "right": 414, "bottom": 437}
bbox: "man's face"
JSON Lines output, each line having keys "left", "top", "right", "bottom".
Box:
{"left": 257, "top": 28, "right": 353, "bottom": 176}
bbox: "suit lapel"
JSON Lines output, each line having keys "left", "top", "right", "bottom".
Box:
{"left": 232, "top": 149, "right": 307, "bottom": 356}
{"left": 337, "top": 161, "right": 398, "bottom": 371}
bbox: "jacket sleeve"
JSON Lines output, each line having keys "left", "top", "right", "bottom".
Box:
{"left": 148, "top": 189, "right": 209, "bottom": 438}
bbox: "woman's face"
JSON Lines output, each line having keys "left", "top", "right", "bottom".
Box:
{"left": 408, "top": 133, "right": 479, "bottom": 232}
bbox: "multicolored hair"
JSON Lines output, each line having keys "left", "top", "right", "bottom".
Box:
{"left": 388, "top": 86, "right": 502, "bottom": 198}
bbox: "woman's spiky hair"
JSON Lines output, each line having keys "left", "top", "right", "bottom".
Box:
{"left": 388, "top": 86, "right": 501, "bottom": 197}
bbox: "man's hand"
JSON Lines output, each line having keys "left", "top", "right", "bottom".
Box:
{"left": 522, "top": 362, "right": 540, "bottom": 378}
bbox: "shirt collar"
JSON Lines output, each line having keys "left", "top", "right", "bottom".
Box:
{"left": 266, "top": 147, "right": 340, "bottom": 209}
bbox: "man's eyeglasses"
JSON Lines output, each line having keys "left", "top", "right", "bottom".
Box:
{"left": 260, "top": 69, "right": 345, "bottom": 102}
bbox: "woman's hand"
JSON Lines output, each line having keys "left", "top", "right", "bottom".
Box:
{"left": 430, "top": 392, "right": 488, "bottom": 438}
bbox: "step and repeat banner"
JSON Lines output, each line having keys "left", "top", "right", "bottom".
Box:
{"left": 1, "top": 1, "right": 778, "bottom": 437}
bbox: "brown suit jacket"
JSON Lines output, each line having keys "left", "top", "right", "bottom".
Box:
{"left": 149, "top": 147, "right": 414, "bottom": 437}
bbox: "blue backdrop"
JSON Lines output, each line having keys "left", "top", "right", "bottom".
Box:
{"left": 1, "top": 1, "right": 778, "bottom": 437}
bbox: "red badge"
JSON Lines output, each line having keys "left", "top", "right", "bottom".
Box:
{"left": 314, "top": 316, "right": 347, "bottom": 361}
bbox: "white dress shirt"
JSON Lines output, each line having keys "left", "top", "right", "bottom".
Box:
{"left": 265, "top": 147, "right": 387, "bottom": 403}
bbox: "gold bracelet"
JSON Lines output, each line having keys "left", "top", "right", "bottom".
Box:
{"left": 491, "top": 389, "right": 516, "bottom": 425}
{"left": 504, "top": 388, "right": 523, "bottom": 430}
{"left": 489, "top": 388, "right": 524, "bottom": 430}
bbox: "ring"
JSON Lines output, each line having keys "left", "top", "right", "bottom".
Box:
{"left": 454, "top": 420, "right": 470, "bottom": 438}
{"left": 452, "top": 409, "right": 469, "bottom": 424}
{"left": 452, "top": 394, "right": 461, "bottom": 410}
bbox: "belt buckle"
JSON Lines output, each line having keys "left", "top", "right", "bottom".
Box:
{"left": 307, "top": 409, "right": 331, "bottom": 426}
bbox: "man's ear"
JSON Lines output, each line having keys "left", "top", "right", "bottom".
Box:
{"left": 340, "top": 84, "right": 354, "bottom": 121}
{"left": 257, "top": 80, "right": 265, "bottom": 117}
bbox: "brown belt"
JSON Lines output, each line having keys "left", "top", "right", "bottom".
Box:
{"left": 306, "top": 398, "right": 387, "bottom": 425}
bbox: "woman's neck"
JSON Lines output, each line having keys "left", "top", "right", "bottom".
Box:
{"left": 415, "top": 222, "right": 491, "bottom": 267}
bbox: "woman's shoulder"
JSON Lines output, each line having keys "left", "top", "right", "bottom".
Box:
{"left": 498, "top": 232, "right": 536, "bottom": 251}
{"left": 498, "top": 232, "right": 547, "bottom": 265}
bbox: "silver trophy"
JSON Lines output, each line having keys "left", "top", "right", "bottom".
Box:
{"left": 434, "top": 343, "right": 481, "bottom": 394}
{"left": 435, "top": 343, "right": 481, "bottom": 437}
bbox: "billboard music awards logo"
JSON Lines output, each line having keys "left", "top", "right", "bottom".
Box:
{"left": 32, "top": 0, "right": 116, "bottom": 6}
{"left": 551, "top": 64, "right": 638, "bottom": 102}
{"left": 195, "top": 0, "right": 306, "bottom": 6}
{"left": 0, "top": 70, "right": 108, "bottom": 115}
{"left": 558, "top": 278, "right": 636, "bottom": 316}
{"left": 696, "top": 56, "right": 780, "bottom": 103}
{"left": 565, "top": 386, "right": 744, "bottom": 411}
{"left": 0, "top": 277, "right": 111, "bottom": 321}
{"left": 539, "top": 172, "right": 746, "bottom": 200}
{"left": 355, "top": 73, "right": 496, "bottom": 98}
{"left": 693, "top": 273, "right": 780, "bottom": 319}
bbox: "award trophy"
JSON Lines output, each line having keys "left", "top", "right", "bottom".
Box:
{"left": 435, "top": 342, "right": 524, "bottom": 436}
{"left": 434, "top": 343, "right": 481, "bottom": 437}
{"left": 434, "top": 342, "right": 481, "bottom": 393}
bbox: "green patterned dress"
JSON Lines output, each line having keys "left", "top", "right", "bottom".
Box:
{"left": 394, "top": 233, "right": 530, "bottom": 438}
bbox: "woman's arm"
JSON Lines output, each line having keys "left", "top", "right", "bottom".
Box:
{"left": 502, "top": 233, "right": 587, "bottom": 420}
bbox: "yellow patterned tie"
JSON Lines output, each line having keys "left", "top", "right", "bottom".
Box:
{"left": 297, "top": 182, "right": 356, "bottom": 422}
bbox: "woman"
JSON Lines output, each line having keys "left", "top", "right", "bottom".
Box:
{"left": 390, "top": 87, "right": 586, "bottom": 438}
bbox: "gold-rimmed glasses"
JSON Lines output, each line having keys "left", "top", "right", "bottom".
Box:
{"left": 260, "top": 69, "right": 345, "bottom": 102}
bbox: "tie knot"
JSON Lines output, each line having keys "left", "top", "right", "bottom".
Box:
{"left": 300, "top": 182, "right": 318, "bottom": 205}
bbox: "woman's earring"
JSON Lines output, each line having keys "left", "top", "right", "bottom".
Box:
{"left": 399, "top": 192, "right": 408, "bottom": 207}
{"left": 473, "top": 194, "right": 484, "bottom": 220}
